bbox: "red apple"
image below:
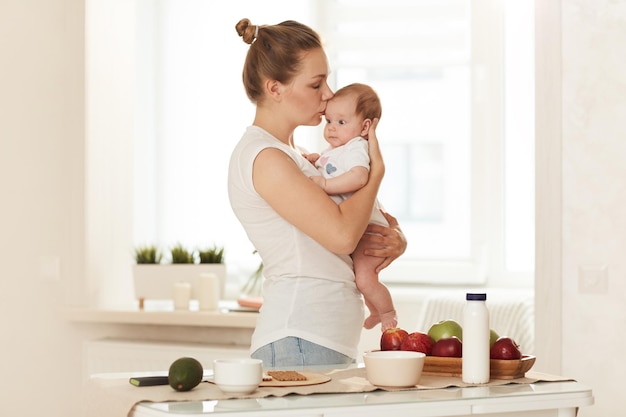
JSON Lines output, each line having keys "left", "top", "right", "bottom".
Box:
{"left": 380, "top": 327, "right": 409, "bottom": 351}
{"left": 490, "top": 336, "right": 522, "bottom": 360}
{"left": 431, "top": 336, "right": 463, "bottom": 357}
{"left": 400, "top": 331, "right": 434, "bottom": 355}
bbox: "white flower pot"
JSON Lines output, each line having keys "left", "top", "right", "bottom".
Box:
{"left": 133, "top": 264, "right": 227, "bottom": 301}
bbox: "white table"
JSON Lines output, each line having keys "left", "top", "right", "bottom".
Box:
{"left": 132, "top": 380, "right": 593, "bottom": 417}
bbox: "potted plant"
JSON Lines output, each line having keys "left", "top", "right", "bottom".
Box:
{"left": 237, "top": 249, "right": 264, "bottom": 310}
{"left": 198, "top": 244, "right": 225, "bottom": 264}
{"left": 170, "top": 243, "right": 194, "bottom": 264}
{"left": 132, "top": 243, "right": 227, "bottom": 305}
{"left": 134, "top": 244, "right": 162, "bottom": 264}
{"left": 241, "top": 249, "right": 263, "bottom": 297}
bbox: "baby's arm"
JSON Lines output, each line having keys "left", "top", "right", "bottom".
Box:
{"left": 311, "top": 166, "right": 369, "bottom": 195}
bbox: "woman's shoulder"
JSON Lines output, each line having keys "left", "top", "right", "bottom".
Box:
{"left": 241, "top": 125, "right": 276, "bottom": 144}
{"left": 234, "top": 127, "right": 314, "bottom": 171}
{"left": 234, "top": 126, "right": 281, "bottom": 156}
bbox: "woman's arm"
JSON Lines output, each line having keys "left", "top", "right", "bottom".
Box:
{"left": 253, "top": 120, "right": 384, "bottom": 255}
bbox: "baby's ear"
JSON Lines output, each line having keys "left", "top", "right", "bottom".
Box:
{"left": 361, "top": 119, "right": 372, "bottom": 138}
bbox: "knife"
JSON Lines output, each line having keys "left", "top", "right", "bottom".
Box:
{"left": 129, "top": 373, "right": 214, "bottom": 387}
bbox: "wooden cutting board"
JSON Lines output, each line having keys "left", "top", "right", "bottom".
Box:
{"left": 260, "top": 372, "right": 331, "bottom": 387}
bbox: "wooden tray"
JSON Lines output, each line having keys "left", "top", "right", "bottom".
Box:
{"left": 422, "top": 355, "right": 536, "bottom": 380}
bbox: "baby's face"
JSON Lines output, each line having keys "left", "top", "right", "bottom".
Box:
{"left": 323, "top": 94, "right": 364, "bottom": 148}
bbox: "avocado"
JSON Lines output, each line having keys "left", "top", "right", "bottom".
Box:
{"left": 168, "top": 357, "right": 204, "bottom": 392}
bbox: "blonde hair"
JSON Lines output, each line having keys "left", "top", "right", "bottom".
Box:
{"left": 333, "top": 83, "right": 382, "bottom": 120}
{"left": 235, "top": 18, "right": 323, "bottom": 103}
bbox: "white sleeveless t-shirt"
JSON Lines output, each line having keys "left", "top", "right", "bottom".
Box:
{"left": 228, "top": 126, "right": 364, "bottom": 358}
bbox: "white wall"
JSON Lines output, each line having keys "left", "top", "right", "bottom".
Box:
{"left": 559, "top": 1, "right": 626, "bottom": 415}
{"left": 84, "top": 0, "right": 137, "bottom": 309}
{"left": 0, "top": 0, "right": 624, "bottom": 416}
{"left": 0, "top": 1, "right": 86, "bottom": 416}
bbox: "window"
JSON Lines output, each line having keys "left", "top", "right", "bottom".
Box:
{"left": 132, "top": 0, "right": 323, "bottom": 283}
{"left": 317, "top": 0, "right": 535, "bottom": 285}
{"left": 88, "top": 0, "right": 534, "bottom": 302}
{"left": 324, "top": 0, "right": 478, "bottom": 284}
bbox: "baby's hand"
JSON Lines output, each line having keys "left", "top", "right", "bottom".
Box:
{"left": 303, "top": 152, "right": 321, "bottom": 165}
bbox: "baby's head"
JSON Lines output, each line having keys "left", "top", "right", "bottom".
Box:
{"left": 323, "top": 83, "right": 382, "bottom": 147}
{"left": 334, "top": 83, "right": 382, "bottom": 121}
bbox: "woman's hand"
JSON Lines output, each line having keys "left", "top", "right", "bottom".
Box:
{"left": 366, "top": 118, "right": 385, "bottom": 182}
{"left": 309, "top": 175, "right": 327, "bottom": 190}
{"left": 360, "top": 210, "right": 407, "bottom": 272}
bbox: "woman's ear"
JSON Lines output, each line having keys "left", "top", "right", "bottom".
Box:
{"left": 360, "top": 119, "right": 372, "bottom": 138}
{"left": 265, "top": 79, "right": 283, "bottom": 102}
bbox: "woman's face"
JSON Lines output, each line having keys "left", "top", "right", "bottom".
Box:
{"left": 281, "top": 48, "right": 334, "bottom": 127}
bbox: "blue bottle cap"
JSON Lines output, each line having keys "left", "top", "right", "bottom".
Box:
{"left": 466, "top": 293, "right": 487, "bottom": 301}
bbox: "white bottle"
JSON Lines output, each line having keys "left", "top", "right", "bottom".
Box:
{"left": 173, "top": 281, "right": 191, "bottom": 310}
{"left": 462, "top": 293, "right": 490, "bottom": 383}
{"left": 198, "top": 273, "right": 220, "bottom": 311}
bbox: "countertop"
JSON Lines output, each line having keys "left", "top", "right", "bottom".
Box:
{"left": 83, "top": 366, "right": 593, "bottom": 417}
{"left": 132, "top": 380, "right": 593, "bottom": 417}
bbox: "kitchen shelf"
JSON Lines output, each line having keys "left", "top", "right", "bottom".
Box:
{"left": 65, "top": 300, "right": 258, "bottom": 329}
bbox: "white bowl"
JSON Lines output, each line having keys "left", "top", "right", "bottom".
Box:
{"left": 363, "top": 350, "right": 425, "bottom": 387}
{"left": 213, "top": 358, "right": 263, "bottom": 395}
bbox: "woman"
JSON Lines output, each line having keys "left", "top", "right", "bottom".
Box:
{"left": 228, "top": 19, "right": 407, "bottom": 367}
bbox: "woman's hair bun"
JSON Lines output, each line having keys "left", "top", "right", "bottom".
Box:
{"left": 236, "top": 18, "right": 257, "bottom": 45}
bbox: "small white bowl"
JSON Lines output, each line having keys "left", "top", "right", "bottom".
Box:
{"left": 213, "top": 358, "right": 263, "bottom": 395}
{"left": 363, "top": 350, "right": 425, "bottom": 387}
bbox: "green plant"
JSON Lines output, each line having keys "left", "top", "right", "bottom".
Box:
{"left": 170, "top": 243, "right": 194, "bottom": 264}
{"left": 134, "top": 245, "right": 162, "bottom": 264}
{"left": 241, "top": 249, "right": 263, "bottom": 296}
{"left": 198, "top": 244, "right": 225, "bottom": 264}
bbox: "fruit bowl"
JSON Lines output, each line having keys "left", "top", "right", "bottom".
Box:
{"left": 422, "top": 354, "right": 536, "bottom": 380}
{"left": 363, "top": 350, "right": 426, "bottom": 387}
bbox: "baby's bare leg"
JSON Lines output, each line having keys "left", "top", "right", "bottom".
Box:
{"left": 353, "top": 240, "right": 397, "bottom": 331}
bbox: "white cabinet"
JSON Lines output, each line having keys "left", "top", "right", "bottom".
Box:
{"left": 84, "top": 338, "right": 249, "bottom": 380}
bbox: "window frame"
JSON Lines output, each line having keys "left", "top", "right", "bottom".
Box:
{"left": 317, "top": 0, "right": 525, "bottom": 286}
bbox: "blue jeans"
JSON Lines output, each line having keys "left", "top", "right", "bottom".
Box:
{"left": 251, "top": 337, "right": 355, "bottom": 368}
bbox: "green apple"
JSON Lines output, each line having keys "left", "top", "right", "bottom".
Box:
{"left": 490, "top": 329, "right": 500, "bottom": 347}
{"left": 427, "top": 319, "right": 463, "bottom": 342}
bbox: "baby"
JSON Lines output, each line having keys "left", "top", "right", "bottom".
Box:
{"left": 305, "top": 83, "right": 398, "bottom": 331}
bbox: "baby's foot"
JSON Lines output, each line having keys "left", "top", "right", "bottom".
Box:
{"left": 379, "top": 310, "right": 398, "bottom": 332}
{"left": 363, "top": 313, "right": 381, "bottom": 329}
